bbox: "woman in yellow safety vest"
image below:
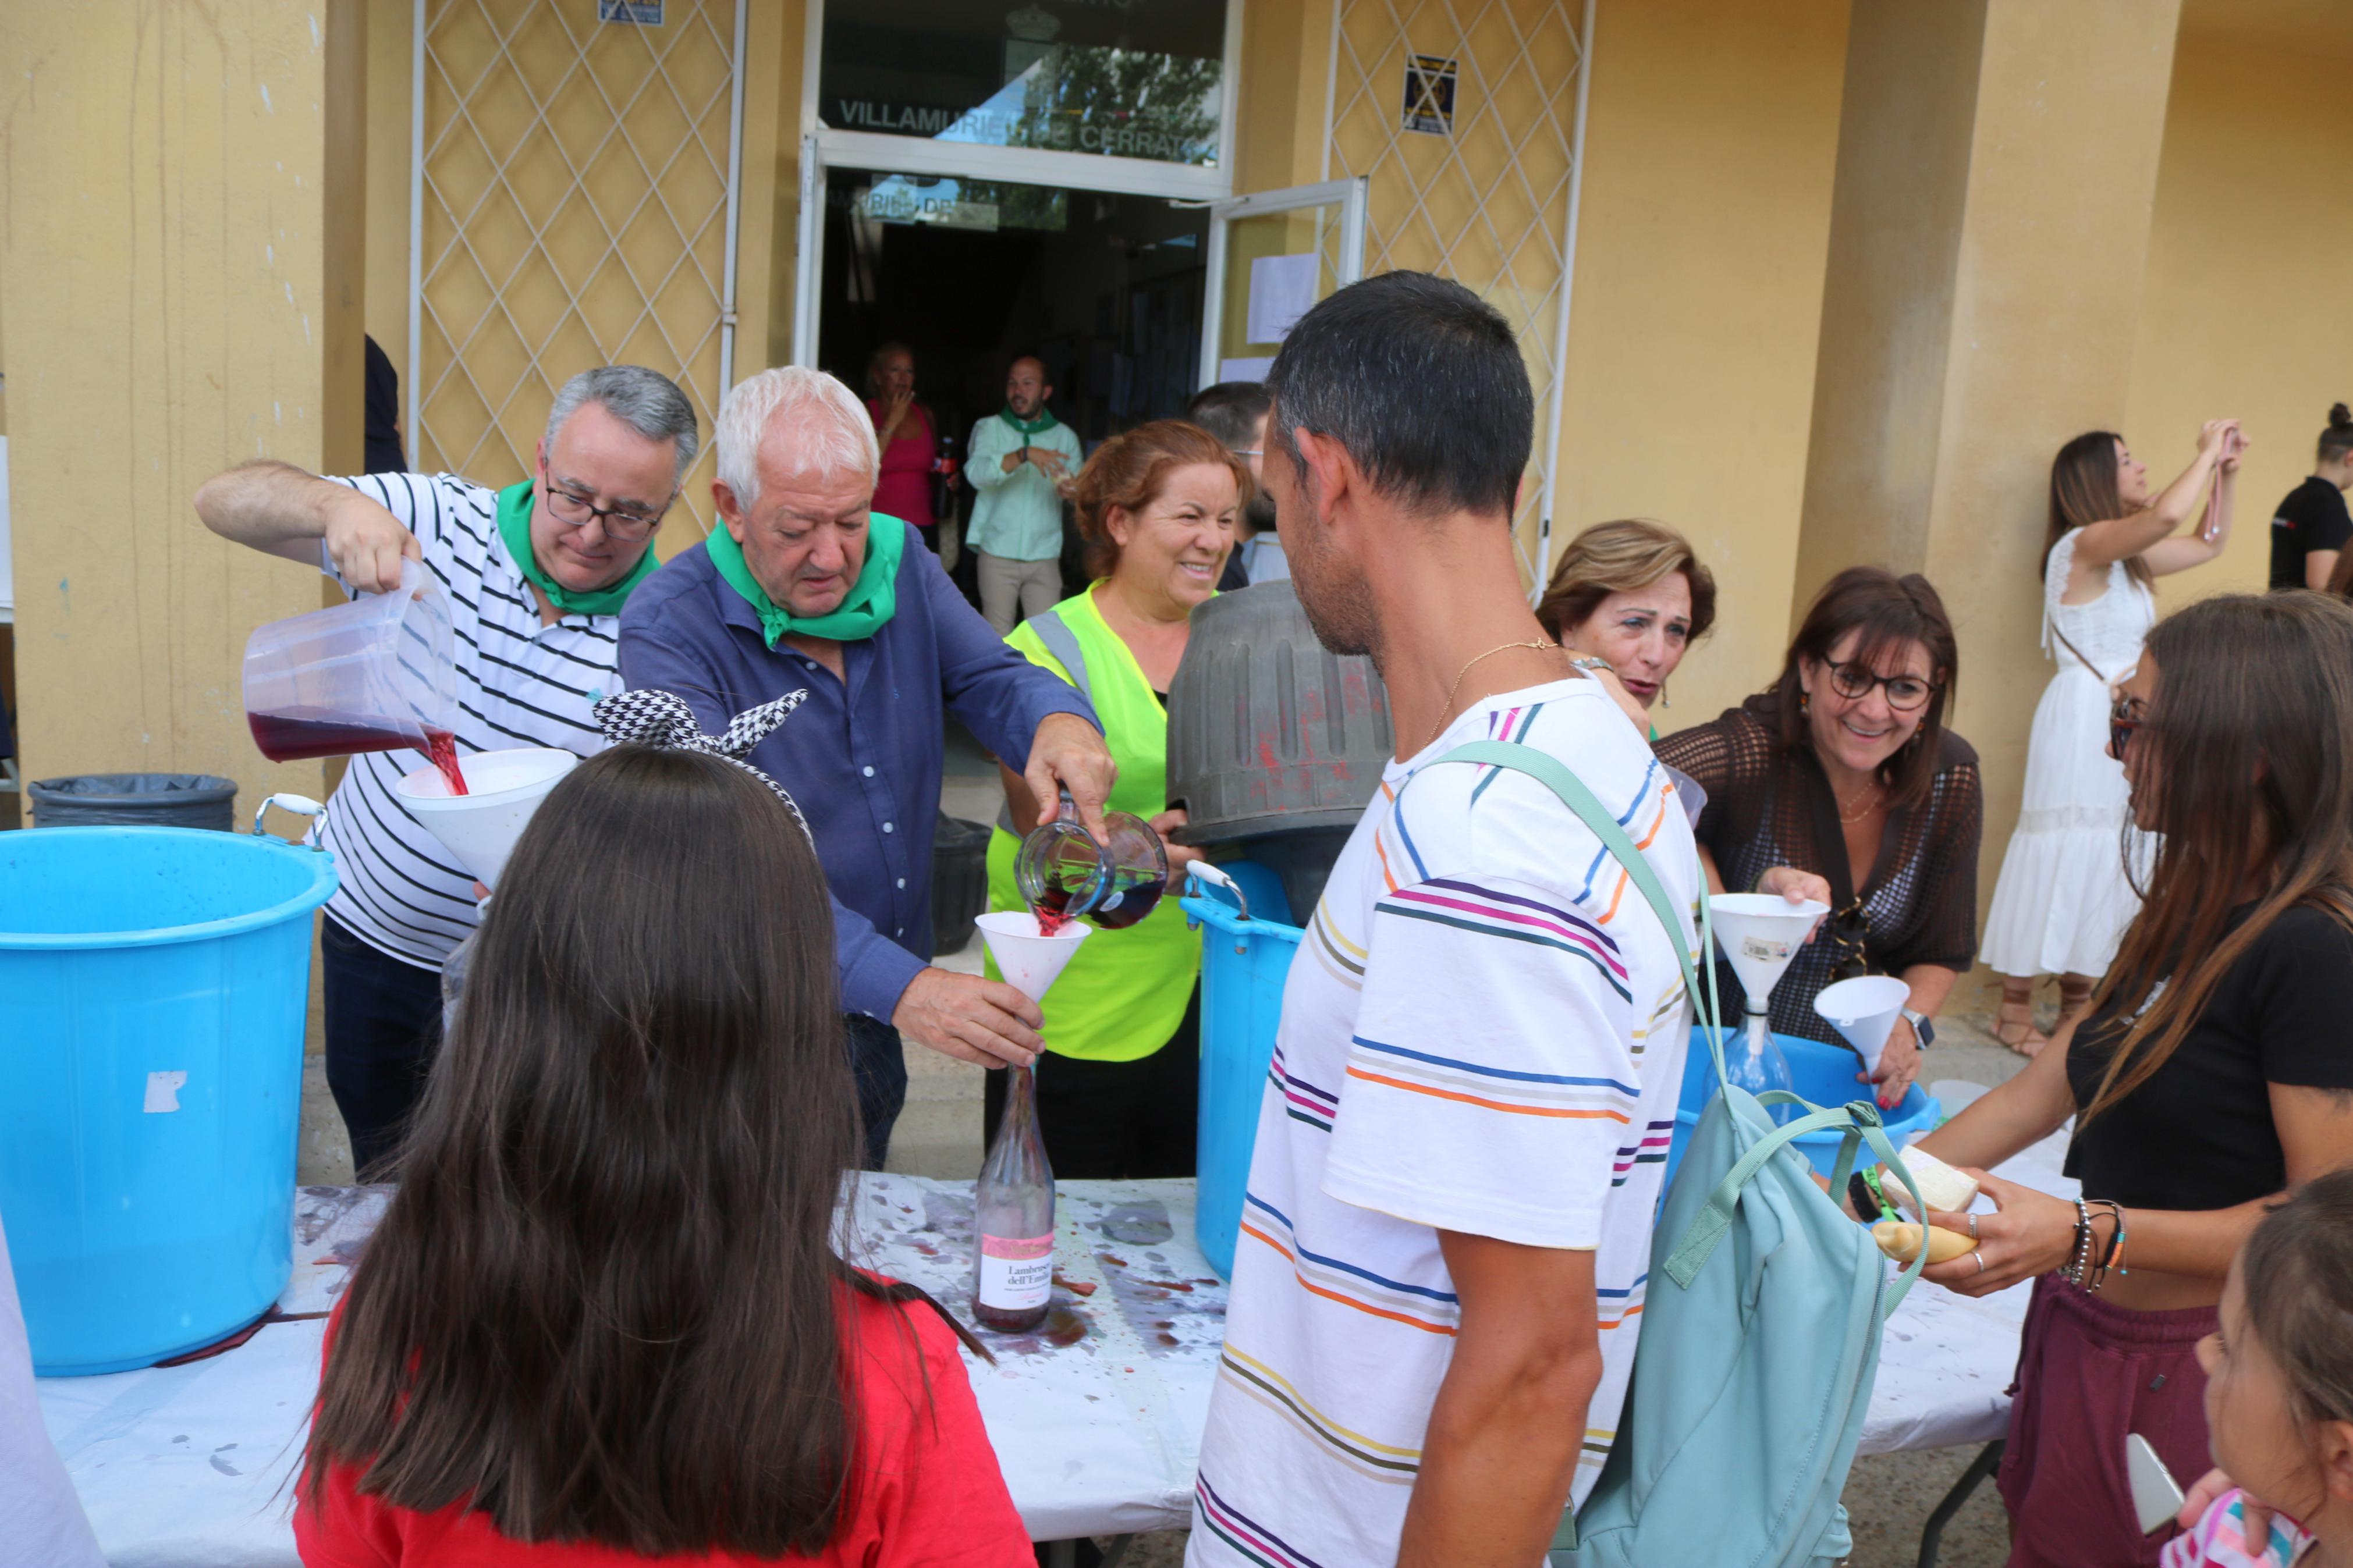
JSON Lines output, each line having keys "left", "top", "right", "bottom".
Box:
{"left": 983, "top": 420, "right": 1249, "bottom": 1178}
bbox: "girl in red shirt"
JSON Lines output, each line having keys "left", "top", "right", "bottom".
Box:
{"left": 297, "top": 741, "right": 1033, "bottom": 1567}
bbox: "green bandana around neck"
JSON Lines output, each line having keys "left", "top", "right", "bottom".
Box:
{"left": 999, "top": 404, "right": 1060, "bottom": 438}
{"left": 494, "top": 478, "right": 662, "bottom": 618}
{"left": 705, "top": 513, "right": 907, "bottom": 648}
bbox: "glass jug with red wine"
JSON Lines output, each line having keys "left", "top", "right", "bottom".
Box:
{"left": 242, "top": 560, "right": 468, "bottom": 794}
{"left": 1012, "top": 792, "right": 1169, "bottom": 935}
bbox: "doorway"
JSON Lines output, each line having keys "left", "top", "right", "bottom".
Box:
{"left": 818, "top": 169, "right": 1208, "bottom": 457}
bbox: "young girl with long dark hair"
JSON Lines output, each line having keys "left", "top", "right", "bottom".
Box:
{"left": 1903, "top": 592, "right": 2353, "bottom": 1568}
{"left": 296, "top": 742, "right": 1031, "bottom": 1565}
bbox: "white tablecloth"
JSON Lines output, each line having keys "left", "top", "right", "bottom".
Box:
{"left": 39, "top": 1088, "right": 2067, "bottom": 1564}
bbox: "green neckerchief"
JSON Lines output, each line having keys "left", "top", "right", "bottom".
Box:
{"left": 494, "top": 478, "right": 661, "bottom": 618}
{"left": 705, "top": 514, "right": 906, "bottom": 648}
{"left": 998, "top": 404, "right": 1060, "bottom": 438}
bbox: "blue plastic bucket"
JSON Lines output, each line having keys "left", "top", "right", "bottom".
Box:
{"left": 1661, "top": 1027, "right": 1941, "bottom": 1197}
{"left": 0, "top": 827, "right": 337, "bottom": 1375}
{"left": 1183, "top": 876, "right": 1303, "bottom": 1281}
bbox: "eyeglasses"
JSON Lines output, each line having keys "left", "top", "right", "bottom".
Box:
{"left": 2108, "top": 695, "right": 2148, "bottom": 761}
{"left": 1825, "top": 661, "right": 1937, "bottom": 712}
{"left": 540, "top": 462, "right": 673, "bottom": 543}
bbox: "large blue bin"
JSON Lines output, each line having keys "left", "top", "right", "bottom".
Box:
{"left": 1183, "top": 870, "right": 1303, "bottom": 1281}
{"left": 0, "top": 827, "right": 337, "bottom": 1375}
{"left": 1661, "top": 1027, "right": 1941, "bottom": 1197}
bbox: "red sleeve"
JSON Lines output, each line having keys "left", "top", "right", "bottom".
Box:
{"left": 846, "top": 1302, "right": 1034, "bottom": 1568}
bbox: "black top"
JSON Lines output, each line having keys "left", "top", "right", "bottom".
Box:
{"left": 2267, "top": 475, "right": 2352, "bottom": 589}
{"left": 2065, "top": 904, "right": 2353, "bottom": 1211}
{"left": 1655, "top": 696, "right": 1983, "bottom": 1043}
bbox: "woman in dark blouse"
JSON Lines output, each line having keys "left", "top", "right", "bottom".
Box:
{"left": 1656, "top": 567, "right": 1980, "bottom": 1105}
{"left": 1901, "top": 592, "right": 2353, "bottom": 1568}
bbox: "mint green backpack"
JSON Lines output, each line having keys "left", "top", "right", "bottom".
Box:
{"left": 1436, "top": 742, "right": 1930, "bottom": 1568}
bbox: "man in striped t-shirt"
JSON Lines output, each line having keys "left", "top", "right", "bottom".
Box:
{"left": 1188, "top": 276, "right": 1702, "bottom": 1567}
{"left": 196, "top": 366, "right": 696, "bottom": 1176}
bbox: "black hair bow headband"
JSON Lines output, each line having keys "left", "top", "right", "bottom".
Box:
{"left": 592, "top": 688, "right": 811, "bottom": 837}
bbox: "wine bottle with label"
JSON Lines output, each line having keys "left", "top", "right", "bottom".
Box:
{"left": 973, "top": 1064, "right": 1055, "bottom": 1331}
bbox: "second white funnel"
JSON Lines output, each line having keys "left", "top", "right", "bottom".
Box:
{"left": 1708, "top": 893, "right": 1830, "bottom": 1004}
{"left": 395, "top": 746, "right": 577, "bottom": 889}
{"left": 976, "top": 910, "right": 1091, "bottom": 1002}
{"left": 1813, "top": 973, "right": 1911, "bottom": 1075}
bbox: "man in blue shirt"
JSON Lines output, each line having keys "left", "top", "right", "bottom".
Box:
{"left": 621, "top": 367, "right": 1116, "bottom": 1166}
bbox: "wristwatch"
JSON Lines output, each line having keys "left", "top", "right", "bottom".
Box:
{"left": 1900, "top": 1007, "right": 1936, "bottom": 1049}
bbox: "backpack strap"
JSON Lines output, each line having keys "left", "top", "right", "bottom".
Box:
{"left": 999, "top": 609, "right": 1092, "bottom": 834}
{"left": 1433, "top": 741, "right": 1723, "bottom": 1053}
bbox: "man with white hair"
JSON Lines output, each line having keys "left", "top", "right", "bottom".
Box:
{"left": 197, "top": 364, "right": 699, "bottom": 1178}
{"left": 620, "top": 367, "right": 1116, "bottom": 1167}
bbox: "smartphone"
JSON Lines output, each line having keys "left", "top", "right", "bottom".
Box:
{"left": 2127, "top": 1432, "right": 2185, "bottom": 1534}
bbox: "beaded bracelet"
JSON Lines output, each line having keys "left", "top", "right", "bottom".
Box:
{"left": 2086, "top": 1200, "right": 2129, "bottom": 1292}
{"left": 2063, "top": 1197, "right": 2094, "bottom": 1287}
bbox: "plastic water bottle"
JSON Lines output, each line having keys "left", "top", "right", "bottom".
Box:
{"left": 972, "top": 1064, "right": 1056, "bottom": 1331}
{"left": 1724, "top": 1011, "right": 1798, "bottom": 1126}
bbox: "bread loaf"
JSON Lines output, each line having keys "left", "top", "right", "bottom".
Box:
{"left": 1871, "top": 1219, "right": 1976, "bottom": 1265}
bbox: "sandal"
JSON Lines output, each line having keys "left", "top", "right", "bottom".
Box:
{"left": 1994, "top": 998, "right": 2049, "bottom": 1058}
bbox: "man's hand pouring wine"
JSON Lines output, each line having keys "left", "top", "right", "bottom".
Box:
{"left": 892, "top": 969, "right": 1044, "bottom": 1070}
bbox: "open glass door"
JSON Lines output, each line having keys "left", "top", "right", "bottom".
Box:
{"left": 791, "top": 134, "right": 828, "bottom": 366}
{"left": 1197, "top": 177, "right": 1368, "bottom": 386}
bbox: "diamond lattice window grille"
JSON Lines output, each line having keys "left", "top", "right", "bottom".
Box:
{"left": 1326, "top": 0, "right": 1585, "bottom": 591}
{"left": 417, "top": 0, "right": 739, "bottom": 538}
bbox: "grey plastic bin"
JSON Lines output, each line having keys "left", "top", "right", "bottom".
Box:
{"left": 1165, "top": 579, "right": 1393, "bottom": 844}
{"left": 28, "top": 773, "right": 240, "bottom": 833}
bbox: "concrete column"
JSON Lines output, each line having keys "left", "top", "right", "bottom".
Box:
{"left": 0, "top": 1, "right": 366, "bottom": 820}
{"left": 1794, "top": 0, "right": 2182, "bottom": 953}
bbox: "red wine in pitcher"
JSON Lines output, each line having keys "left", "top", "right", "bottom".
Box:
{"left": 973, "top": 1064, "right": 1055, "bottom": 1332}
{"left": 249, "top": 707, "right": 467, "bottom": 795}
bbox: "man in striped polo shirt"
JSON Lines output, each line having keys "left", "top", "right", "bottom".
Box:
{"left": 196, "top": 365, "right": 696, "bottom": 1178}
{"left": 1187, "top": 276, "right": 1702, "bottom": 1567}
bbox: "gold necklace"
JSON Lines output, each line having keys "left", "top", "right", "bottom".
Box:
{"left": 1837, "top": 776, "right": 1883, "bottom": 823}
{"left": 1419, "top": 640, "right": 1564, "bottom": 752}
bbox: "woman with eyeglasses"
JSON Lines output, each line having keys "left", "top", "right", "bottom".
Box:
{"left": 1890, "top": 592, "right": 2353, "bottom": 1568}
{"left": 1654, "top": 567, "right": 1979, "bottom": 1108}
{"left": 1981, "top": 420, "right": 2244, "bottom": 1055}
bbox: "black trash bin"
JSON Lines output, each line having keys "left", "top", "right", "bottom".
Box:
{"left": 931, "top": 812, "right": 992, "bottom": 956}
{"left": 28, "top": 773, "right": 240, "bottom": 833}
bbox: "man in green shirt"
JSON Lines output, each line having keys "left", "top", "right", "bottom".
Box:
{"left": 964, "top": 355, "right": 1085, "bottom": 633}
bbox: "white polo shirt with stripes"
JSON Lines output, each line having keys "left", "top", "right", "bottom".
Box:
{"left": 313, "top": 471, "right": 618, "bottom": 969}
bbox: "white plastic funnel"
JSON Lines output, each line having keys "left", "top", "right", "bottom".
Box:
{"left": 1813, "top": 973, "right": 1911, "bottom": 1075}
{"left": 395, "top": 746, "right": 579, "bottom": 888}
{"left": 1708, "top": 893, "right": 1830, "bottom": 1005}
{"left": 975, "top": 910, "right": 1091, "bottom": 1002}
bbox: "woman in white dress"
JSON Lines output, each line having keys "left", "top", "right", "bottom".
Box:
{"left": 1982, "top": 419, "right": 2244, "bottom": 1053}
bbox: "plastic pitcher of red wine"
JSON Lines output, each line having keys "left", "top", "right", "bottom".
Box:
{"left": 242, "top": 559, "right": 458, "bottom": 763}
{"left": 1013, "top": 793, "right": 1170, "bottom": 932}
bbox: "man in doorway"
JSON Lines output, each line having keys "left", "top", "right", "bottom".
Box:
{"left": 1186, "top": 275, "right": 1704, "bottom": 1568}
{"left": 195, "top": 364, "right": 698, "bottom": 1178}
{"left": 620, "top": 367, "right": 1116, "bottom": 1168}
{"left": 964, "top": 355, "right": 1084, "bottom": 634}
{"left": 1187, "top": 381, "right": 1286, "bottom": 588}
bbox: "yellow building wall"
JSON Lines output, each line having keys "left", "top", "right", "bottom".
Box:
{"left": 1552, "top": 0, "right": 1853, "bottom": 727}
{"left": 365, "top": 0, "right": 414, "bottom": 404}
{"left": 0, "top": 1, "right": 365, "bottom": 816}
{"left": 2121, "top": 9, "right": 2353, "bottom": 598}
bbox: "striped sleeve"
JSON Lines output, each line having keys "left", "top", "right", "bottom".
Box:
{"left": 1322, "top": 866, "right": 1646, "bottom": 1250}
